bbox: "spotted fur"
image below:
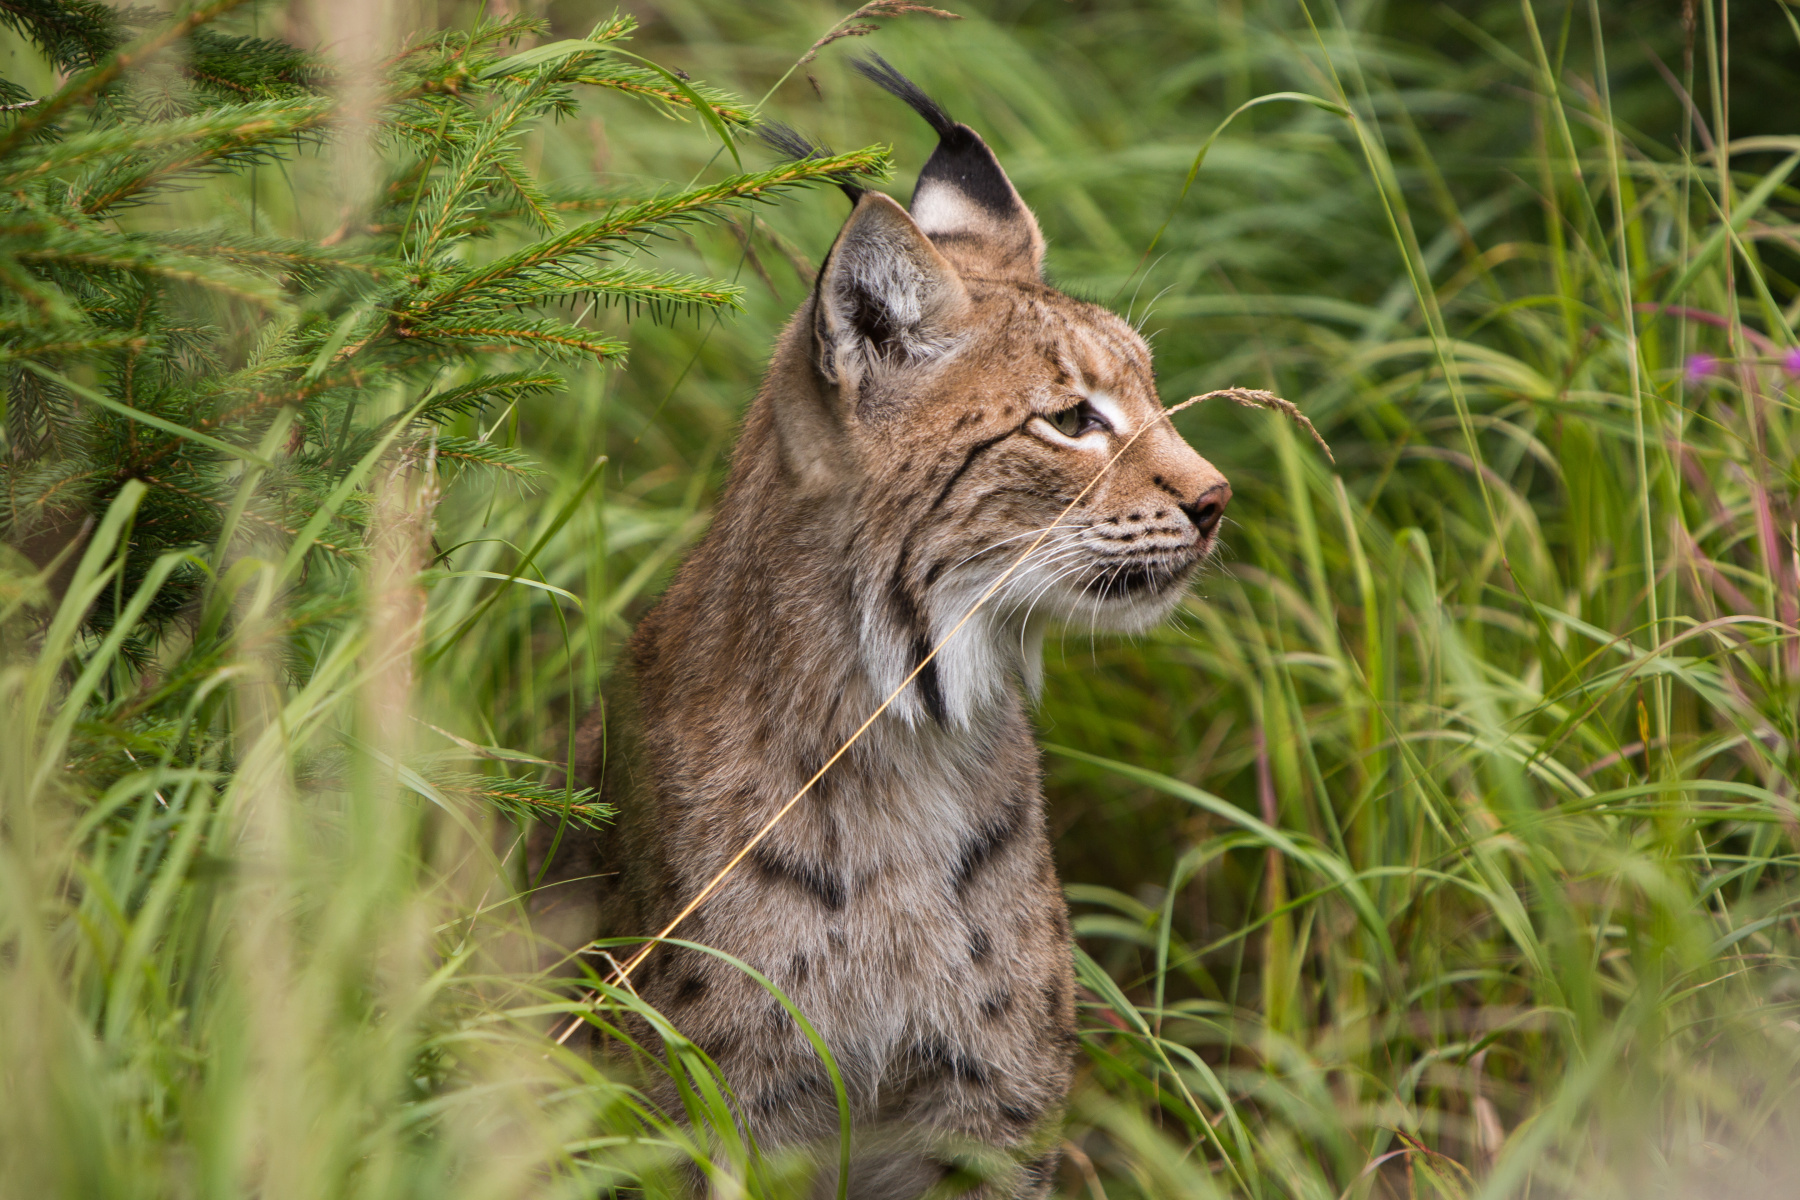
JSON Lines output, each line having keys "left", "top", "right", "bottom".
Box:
{"left": 535, "top": 63, "right": 1230, "bottom": 1199}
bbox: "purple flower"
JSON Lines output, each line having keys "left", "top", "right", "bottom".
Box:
{"left": 1684, "top": 353, "right": 1718, "bottom": 385}
{"left": 1783, "top": 346, "right": 1800, "bottom": 377}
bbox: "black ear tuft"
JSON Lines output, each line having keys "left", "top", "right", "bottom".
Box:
{"left": 758, "top": 121, "right": 819, "bottom": 161}
{"left": 758, "top": 121, "right": 865, "bottom": 205}
{"left": 850, "top": 53, "right": 959, "bottom": 142}
{"left": 847, "top": 53, "right": 1044, "bottom": 279}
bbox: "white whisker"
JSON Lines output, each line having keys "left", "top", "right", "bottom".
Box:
{"left": 946, "top": 524, "right": 1082, "bottom": 574}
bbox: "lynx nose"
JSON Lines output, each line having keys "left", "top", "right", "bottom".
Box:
{"left": 1181, "top": 482, "right": 1231, "bottom": 541}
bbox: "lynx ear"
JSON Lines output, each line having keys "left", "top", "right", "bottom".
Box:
{"left": 852, "top": 54, "right": 1045, "bottom": 282}
{"left": 814, "top": 191, "right": 969, "bottom": 397}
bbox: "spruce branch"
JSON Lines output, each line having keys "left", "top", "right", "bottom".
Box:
{"left": 143, "top": 232, "right": 385, "bottom": 286}
{"left": 15, "top": 236, "right": 288, "bottom": 310}
{"left": 0, "top": 331, "right": 148, "bottom": 364}
{"left": 0, "top": 0, "right": 891, "bottom": 842}
{"left": 183, "top": 30, "right": 320, "bottom": 100}
{"left": 407, "top": 435, "right": 542, "bottom": 478}
{"left": 412, "top": 370, "right": 561, "bottom": 421}
{"left": 2, "top": 96, "right": 333, "bottom": 190}
{"left": 491, "top": 156, "right": 561, "bottom": 233}
{"left": 0, "top": 0, "right": 254, "bottom": 157}
{"left": 404, "top": 83, "right": 549, "bottom": 265}
{"left": 407, "top": 148, "right": 889, "bottom": 319}
{"left": 442, "top": 265, "right": 745, "bottom": 319}
{"left": 396, "top": 317, "right": 627, "bottom": 362}
{"left": 0, "top": 0, "right": 139, "bottom": 73}
{"left": 569, "top": 65, "right": 754, "bottom": 127}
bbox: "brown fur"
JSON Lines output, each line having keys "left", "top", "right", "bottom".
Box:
{"left": 534, "top": 91, "right": 1229, "bottom": 1199}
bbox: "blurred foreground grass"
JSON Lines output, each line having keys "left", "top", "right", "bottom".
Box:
{"left": 5, "top": 0, "right": 1800, "bottom": 1197}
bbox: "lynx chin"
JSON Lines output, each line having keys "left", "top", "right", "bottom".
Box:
{"left": 533, "top": 55, "right": 1232, "bottom": 1199}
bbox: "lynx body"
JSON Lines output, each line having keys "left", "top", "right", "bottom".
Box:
{"left": 538, "top": 60, "right": 1230, "bottom": 1198}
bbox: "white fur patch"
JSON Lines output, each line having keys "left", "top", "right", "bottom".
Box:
{"left": 1082, "top": 388, "right": 1133, "bottom": 438}
{"left": 909, "top": 186, "right": 978, "bottom": 239}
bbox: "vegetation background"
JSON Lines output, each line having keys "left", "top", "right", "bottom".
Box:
{"left": 3, "top": 0, "right": 1799, "bottom": 1197}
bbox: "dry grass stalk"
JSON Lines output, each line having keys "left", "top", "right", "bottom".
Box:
{"left": 1205, "top": 387, "right": 1336, "bottom": 463}
{"left": 795, "top": 2, "right": 962, "bottom": 69}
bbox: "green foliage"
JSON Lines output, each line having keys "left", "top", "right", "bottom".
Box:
{"left": 4, "top": 0, "right": 1800, "bottom": 1198}
{"left": 458, "top": 2, "right": 1800, "bottom": 1195}
{"left": 0, "top": 0, "right": 137, "bottom": 87}
{"left": 0, "top": 6, "right": 884, "bottom": 1194}
{"left": 0, "top": 1, "right": 884, "bottom": 645}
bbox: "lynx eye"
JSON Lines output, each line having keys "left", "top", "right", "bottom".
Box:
{"left": 1043, "top": 400, "right": 1105, "bottom": 440}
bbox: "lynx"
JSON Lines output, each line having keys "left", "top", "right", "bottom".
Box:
{"left": 536, "top": 57, "right": 1231, "bottom": 1198}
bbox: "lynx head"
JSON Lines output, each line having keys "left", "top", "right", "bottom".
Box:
{"left": 764, "top": 57, "right": 1230, "bottom": 728}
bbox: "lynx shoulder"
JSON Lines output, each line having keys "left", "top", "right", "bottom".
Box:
{"left": 534, "top": 56, "right": 1230, "bottom": 1199}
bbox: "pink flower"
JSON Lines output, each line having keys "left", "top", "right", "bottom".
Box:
{"left": 1783, "top": 346, "right": 1800, "bottom": 377}
{"left": 1684, "top": 353, "right": 1718, "bottom": 385}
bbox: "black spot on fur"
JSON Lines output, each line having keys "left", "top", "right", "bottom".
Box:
{"left": 911, "top": 1036, "right": 992, "bottom": 1086}
{"left": 913, "top": 634, "right": 947, "bottom": 725}
{"left": 789, "top": 953, "right": 810, "bottom": 984}
{"left": 927, "top": 1156, "right": 975, "bottom": 1186}
{"left": 999, "top": 1101, "right": 1040, "bottom": 1128}
{"left": 751, "top": 1071, "right": 827, "bottom": 1115}
{"left": 980, "top": 990, "right": 1013, "bottom": 1022}
{"left": 953, "top": 804, "right": 1025, "bottom": 894}
{"left": 887, "top": 548, "right": 947, "bottom": 725}
{"left": 750, "top": 843, "right": 847, "bottom": 911}
{"left": 969, "top": 927, "right": 993, "bottom": 963}
{"left": 1038, "top": 980, "right": 1080, "bottom": 1049}
{"left": 673, "top": 974, "right": 708, "bottom": 1003}
{"left": 693, "top": 1032, "right": 735, "bottom": 1062}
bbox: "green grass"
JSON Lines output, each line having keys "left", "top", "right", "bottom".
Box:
{"left": 5, "top": 0, "right": 1800, "bottom": 1197}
